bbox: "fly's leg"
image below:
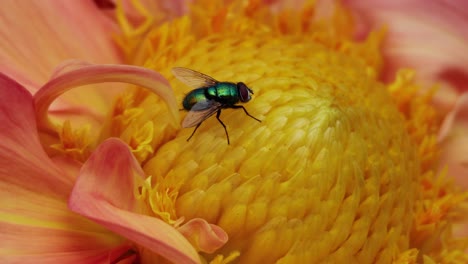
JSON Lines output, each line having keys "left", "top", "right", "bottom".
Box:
{"left": 216, "top": 109, "right": 230, "bottom": 145}
{"left": 187, "top": 123, "right": 202, "bottom": 142}
{"left": 231, "top": 105, "right": 261, "bottom": 122}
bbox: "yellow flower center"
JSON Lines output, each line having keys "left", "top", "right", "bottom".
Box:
{"left": 47, "top": 0, "right": 468, "bottom": 262}
{"left": 141, "top": 33, "right": 419, "bottom": 263}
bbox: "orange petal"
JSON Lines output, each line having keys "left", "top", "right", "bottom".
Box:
{"left": 178, "top": 218, "right": 228, "bottom": 254}
{"left": 34, "top": 61, "right": 180, "bottom": 134}
{"left": 69, "top": 138, "right": 200, "bottom": 264}
{"left": 345, "top": 0, "right": 468, "bottom": 111}
{"left": 0, "top": 73, "right": 125, "bottom": 262}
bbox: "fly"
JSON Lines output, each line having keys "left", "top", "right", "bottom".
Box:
{"left": 172, "top": 67, "right": 261, "bottom": 144}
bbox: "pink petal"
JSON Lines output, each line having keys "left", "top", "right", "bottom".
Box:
{"left": 438, "top": 93, "right": 468, "bottom": 244}
{"left": 0, "top": 1, "right": 121, "bottom": 91}
{"left": 34, "top": 61, "right": 180, "bottom": 134}
{"left": 2, "top": 206, "right": 123, "bottom": 263}
{"left": 95, "top": 0, "right": 116, "bottom": 9}
{"left": 0, "top": 73, "right": 125, "bottom": 263}
{"left": 151, "top": 0, "right": 191, "bottom": 16}
{"left": 178, "top": 218, "right": 228, "bottom": 254}
{"left": 69, "top": 138, "right": 200, "bottom": 264}
{"left": 117, "top": 0, "right": 190, "bottom": 22}
{"left": 0, "top": 1, "right": 126, "bottom": 123}
{"left": 438, "top": 93, "right": 468, "bottom": 189}
{"left": 344, "top": 0, "right": 468, "bottom": 112}
{"left": 0, "top": 73, "right": 71, "bottom": 195}
{"left": 438, "top": 93, "right": 468, "bottom": 142}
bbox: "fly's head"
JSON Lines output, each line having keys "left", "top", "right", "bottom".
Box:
{"left": 237, "top": 82, "right": 253, "bottom": 102}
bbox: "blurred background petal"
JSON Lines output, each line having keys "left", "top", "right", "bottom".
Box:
{"left": 0, "top": 1, "right": 124, "bottom": 123}
{"left": 344, "top": 0, "right": 468, "bottom": 112}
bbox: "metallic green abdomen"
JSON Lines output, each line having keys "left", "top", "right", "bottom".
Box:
{"left": 183, "top": 82, "right": 240, "bottom": 110}
{"left": 183, "top": 88, "right": 207, "bottom": 110}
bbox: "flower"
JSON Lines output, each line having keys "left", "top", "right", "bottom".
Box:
{"left": 1, "top": 0, "right": 467, "bottom": 263}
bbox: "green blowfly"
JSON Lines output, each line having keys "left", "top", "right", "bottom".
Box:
{"left": 172, "top": 67, "right": 261, "bottom": 144}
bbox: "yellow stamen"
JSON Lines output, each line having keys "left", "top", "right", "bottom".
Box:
{"left": 50, "top": 120, "right": 91, "bottom": 162}
{"left": 209, "top": 251, "right": 241, "bottom": 264}
{"left": 114, "top": 0, "right": 154, "bottom": 60}
{"left": 121, "top": 121, "right": 154, "bottom": 162}
{"left": 146, "top": 175, "right": 181, "bottom": 225}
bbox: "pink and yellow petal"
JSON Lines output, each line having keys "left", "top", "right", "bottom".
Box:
{"left": 0, "top": 73, "right": 124, "bottom": 263}
{"left": 178, "top": 218, "right": 228, "bottom": 254}
{"left": 0, "top": 73, "right": 71, "bottom": 194}
{"left": 344, "top": 1, "right": 468, "bottom": 95}
{"left": 69, "top": 138, "right": 201, "bottom": 263}
{"left": 344, "top": 0, "right": 468, "bottom": 111}
{"left": 0, "top": 188, "right": 127, "bottom": 263}
{"left": 117, "top": 0, "right": 190, "bottom": 23}
{"left": 0, "top": 1, "right": 124, "bottom": 122}
{"left": 438, "top": 93, "right": 468, "bottom": 189}
{"left": 0, "top": 1, "right": 122, "bottom": 90}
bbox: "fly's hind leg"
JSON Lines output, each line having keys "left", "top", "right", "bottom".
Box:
{"left": 187, "top": 123, "right": 202, "bottom": 142}
{"left": 216, "top": 109, "right": 230, "bottom": 144}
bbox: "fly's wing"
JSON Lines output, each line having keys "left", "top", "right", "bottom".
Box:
{"left": 182, "top": 100, "right": 223, "bottom": 128}
{"left": 172, "top": 67, "right": 218, "bottom": 88}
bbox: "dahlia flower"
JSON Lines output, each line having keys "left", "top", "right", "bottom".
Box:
{"left": 1, "top": 0, "right": 467, "bottom": 263}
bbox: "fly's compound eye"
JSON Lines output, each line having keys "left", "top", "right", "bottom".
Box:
{"left": 237, "top": 82, "right": 252, "bottom": 102}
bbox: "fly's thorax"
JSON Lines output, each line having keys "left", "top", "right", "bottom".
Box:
{"left": 182, "top": 88, "right": 208, "bottom": 110}
{"left": 207, "top": 82, "right": 240, "bottom": 105}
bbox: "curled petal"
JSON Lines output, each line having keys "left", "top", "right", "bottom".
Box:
{"left": 33, "top": 61, "right": 180, "bottom": 135}
{"left": 69, "top": 138, "right": 200, "bottom": 264}
{"left": 178, "top": 218, "right": 228, "bottom": 254}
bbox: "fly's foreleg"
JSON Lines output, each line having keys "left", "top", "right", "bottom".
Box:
{"left": 231, "top": 105, "right": 261, "bottom": 123}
